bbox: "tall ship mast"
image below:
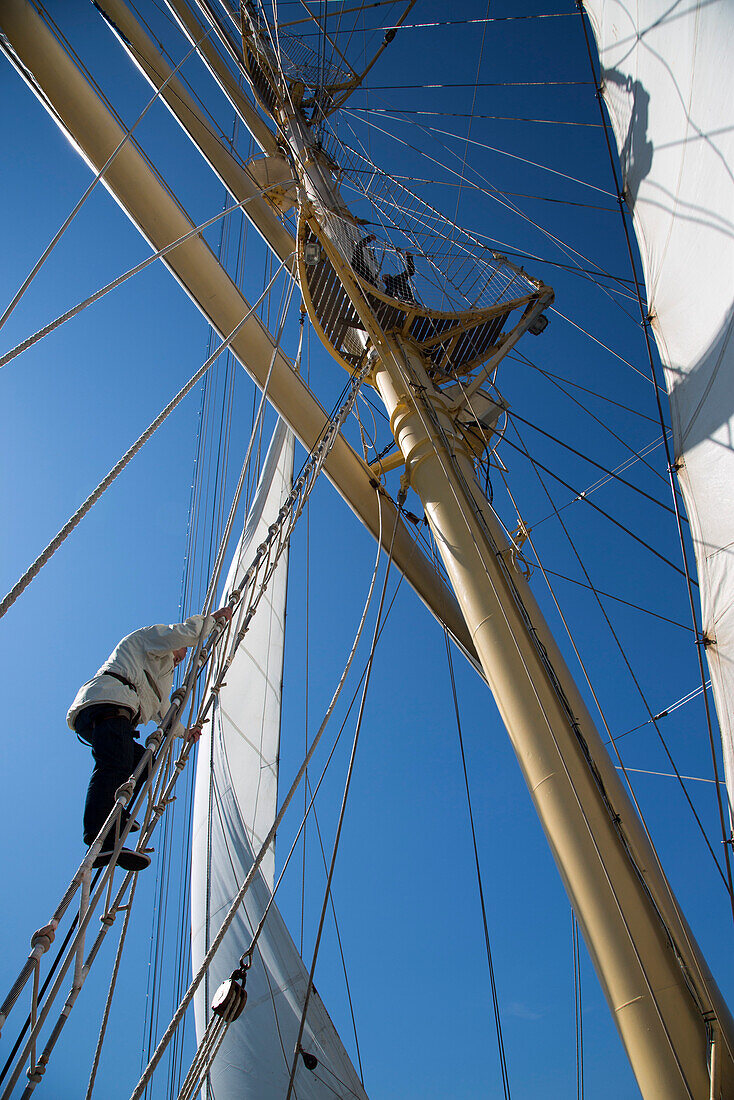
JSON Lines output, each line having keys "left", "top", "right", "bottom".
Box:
{"left": 0, "top": 2, "right": 732, "bottom": 1097}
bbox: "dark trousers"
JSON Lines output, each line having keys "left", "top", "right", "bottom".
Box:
{"left": 76, "top": 707, "right": 147, "bottom": 847}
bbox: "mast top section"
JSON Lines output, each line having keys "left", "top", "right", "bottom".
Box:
{"left": 298, "top": 211, "right": 553, "bottom": 385}
{"left": 237, "top": 0, "right": 418, "bottom": 119}
{"left": 224, "top": 1, "right": 553, "bottom": 384}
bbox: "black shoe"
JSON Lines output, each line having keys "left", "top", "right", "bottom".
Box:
{"left": 121, "top": 811, "right": 141, "bottom": 833}
{"left": 92, "top": 848, "right": 151, "bottom": 872}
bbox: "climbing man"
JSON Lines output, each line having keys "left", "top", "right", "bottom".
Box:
{"left": 382, "top": 249, "right": 415, "bottom": 302}
{"left": 351, "top": 232, "right": 379, "bottom": 285}
{"left": 68, "top": 608, "right": 233, "bottom": 871}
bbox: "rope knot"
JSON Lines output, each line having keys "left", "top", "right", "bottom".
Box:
{"left": 115, "top": 780, "right": 135, "bottom": 802}
{"left": 30, "top": 923, "right": 57, "bottom": 953}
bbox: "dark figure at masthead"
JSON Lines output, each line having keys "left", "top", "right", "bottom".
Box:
{"left": 382, "top": 249, "right": 415, "bottom": 303}
{"left": 351, "top": 233, "right": 379, "bottom": 285}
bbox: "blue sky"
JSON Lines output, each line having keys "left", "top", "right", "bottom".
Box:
{"left": 1, "top": 2, "right": 732, "bottom": 1098}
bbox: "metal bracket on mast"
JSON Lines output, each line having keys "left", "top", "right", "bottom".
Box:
{"left": 369, "top": 448, "right": 405, "bottom": 476}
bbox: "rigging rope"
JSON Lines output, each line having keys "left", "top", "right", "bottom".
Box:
{"left": 447, "top": 0, "right": 491, "bottom": 276}
{"left": 610, "top": 682, "right": 712, "bottom": 744}
{"left": 338, "top": 104, "right": 649, "bottom": 334}
{"left": 0, "top": 252, "right": 294, "bottom": 622}
{"left": 284, "top": 489, "right": 401, "bottom": 1100}
{"left": 10, "top": 375, "right": 362, "bottom": 1091}
{"left": 617, "top": 766, "right": 726, "bottom": 786}
{"left": 125, "top": 359, "right": 371, "bottom": 1100}
{"left": 0, "top": 25, "right": 211, "bottom": 334}
{"left": 498, "top": 434, "right": 691, "bottom": 582}
{"left": 540, "top": 566, "right": 691, "bottom": 634}
{"left": 441, "top": 623, "right": 512, "bottom": 1099}
{"left": 176, "top": 481, "right": 386, "bottom": 1097}
{"left": 0, "top": 873, "right": 102, "bottom": 1091}
{"left": 175, "top": 1012, "right": 229, "bottom": 1100}
{"left": 0, "top": 297, "right": 355, "bottom": 1100}
{"left": 193, "top": 269, "right": 298, "bottom": 1065}
{"left": 202, "top": 274, "right": 297, "bottom": 617}
{"left": 550, "top": 304, "right": 656, "bottom": 382}
{"left": 290, "top": 12, "right": 581, "bottom": 32}
{"left": 507, "top": 410, "right": 678, "bottom": 518}
{"left": 84, "top": 876, "right": 139, "bottom": 1100}
{"left": 147, "top": 179, "right": 258, "bottom": 1093}
{"left": 571, "top": 912, "right": 584, "bottom": 1100}
{"left": 340, "top": 106, "right": 645, "bottom": 314}
{"left": 369, "top": 80, "right": 594, "bottom": 89}
{"left": 513, "top": 353, "right": 658, "bottom": 422}
{"left": 367, "top": 341, "right": 703, "bottom": 1083}
{"left": 503, "top": 417, "right": 730, "bottom": 892}
{"left": 302, "top": 771, "right": 366, "bottom": 1082}
{"left": 0, "top": 183, "right": 293, "bottom": 372}
{"left": 512, "top": 358, "right": 666, "bottom": 496}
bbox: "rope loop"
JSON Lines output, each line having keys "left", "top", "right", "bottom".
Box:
{"left": 113, "top": 779, "right": 135, "bottom": 803}
{"left": 29, "top": 925, "right": 56, "bottom": 954}
{"left": 145, "top": 729, "right": 164, "bottom": 751}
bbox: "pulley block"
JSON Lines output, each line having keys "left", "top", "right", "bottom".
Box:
{"left": 211, "top": 972, "right": 248, "bottom": 1022}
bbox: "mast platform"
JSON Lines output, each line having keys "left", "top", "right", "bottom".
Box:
{"left": 298, "top": 218, "right": 554, "bottom": 382}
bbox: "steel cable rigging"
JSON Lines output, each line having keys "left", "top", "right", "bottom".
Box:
{"left": 441, "top": 622, "right": 513, "bottom": 1100}
{"left": 501, "top": 417, "right": 731, "bottom": 895}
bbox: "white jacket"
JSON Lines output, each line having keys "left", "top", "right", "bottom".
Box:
{"left": 67, "top": 614, "right": 215, "bottom": 730}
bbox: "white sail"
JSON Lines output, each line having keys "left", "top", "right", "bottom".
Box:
{"left": 586, "top": 0, "right": 734, "bottom": 822}
{"left": 191, "top": 420, "right": 367, "bottom": 1098}
{"left": 203, "top": 418, "right": 294, "bottom": 890}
